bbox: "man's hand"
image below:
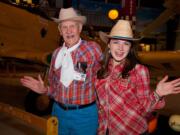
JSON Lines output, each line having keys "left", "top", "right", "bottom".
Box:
{"left": 20, "top": 74, "right": 47, "bottom": 94}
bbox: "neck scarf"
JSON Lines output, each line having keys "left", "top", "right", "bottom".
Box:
{"left": 55, "top": 39, "right": 81, "bottom": 87}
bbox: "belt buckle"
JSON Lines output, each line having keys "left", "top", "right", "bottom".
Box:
{"left": 60, "top": 104, "right": 69, "bottom": 110}
{"left": 65, "top": 105, "right": 72, "bottom": 110}
{"left": 65, "top": 106, "right": 69, "bottom": 110}
{"left": 64, "top": 105, "right": 78, "bottom": 110}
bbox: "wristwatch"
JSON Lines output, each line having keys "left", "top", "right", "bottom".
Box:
{"left": 154, "top": 91, "right": 163, "bottom": 101}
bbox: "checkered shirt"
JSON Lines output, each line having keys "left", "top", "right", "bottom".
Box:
{"left": 47, "top": 40, "right": 102, "bottom": 105}
{"left": 96, "top": 60, "right": 165, "bottom": 135}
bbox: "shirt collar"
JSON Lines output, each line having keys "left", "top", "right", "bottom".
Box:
{"left": 108, "top": 58, "right": 125, "bottom": 73}
{"left": 63, "top": 38, "right": 82, "bottom": 53}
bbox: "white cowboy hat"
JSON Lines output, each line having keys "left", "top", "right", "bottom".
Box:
{"left": 99, "top": 20, "right": 140, "bottom": 43}
{"left": 52, "top": 7, "right": 86, "bottom": 24}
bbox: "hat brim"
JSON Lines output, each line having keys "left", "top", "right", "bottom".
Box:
{"left": 99, "top": 31, "right": 141, "bottom": 44}
{"left": 51, "top": 16, "right": 86, "bottom": 24}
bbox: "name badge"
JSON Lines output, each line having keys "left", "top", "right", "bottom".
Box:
{"left": 74, "top": 71, "right": 86, "bottom": 81}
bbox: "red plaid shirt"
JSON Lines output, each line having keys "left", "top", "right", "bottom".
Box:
{"left": 47, "top": 40, "right": 102, "bottom": 105}
{"left": 95, "top": 59, "right": 165, "bottom": 135}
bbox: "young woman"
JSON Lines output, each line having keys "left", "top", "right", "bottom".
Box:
{"left": 95, "top": 20, "right": 180, "bottom": 135}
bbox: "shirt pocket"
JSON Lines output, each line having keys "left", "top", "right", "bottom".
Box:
{"left": 119, "top": 78, "right": 129, "bottom": 88}
{"left": 75, "top": 61, "right": 88, "bottom": 73}
{"left": 112, "top": 78, "right": 129, "bottom": 94}
{"left": 120, "top": 83, "right": 142, "bottom": 113}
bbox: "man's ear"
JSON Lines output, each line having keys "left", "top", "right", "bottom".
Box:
{"left": 58, "top": 24, "right": 62, "bottom": 35}
{"left": 78, "top": 23, "right": 83, "bottom": 33}
{"left": 59, "top": 30, "right": 62, "bottom": 36}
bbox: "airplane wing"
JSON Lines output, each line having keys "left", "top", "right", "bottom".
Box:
{"left": 0, "top": 2, "right": 59, "bottom": 65}
{"left": 138, "top": 51, "right": 180, "bottom": 77}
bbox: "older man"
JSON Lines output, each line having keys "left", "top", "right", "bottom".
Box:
{"left": 20, "top": 7, "right": 102, "bottom": 135}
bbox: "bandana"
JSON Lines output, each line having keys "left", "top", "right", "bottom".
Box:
{"left": 55, "top": 39, "right": 81, "bottom": 87}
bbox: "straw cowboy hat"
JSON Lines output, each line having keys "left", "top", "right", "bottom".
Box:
{"left": 99, "top": 20, "right": 140, "bottom": 44}
{"left": 52, "top": 7, "right": 86, "bottom": 24}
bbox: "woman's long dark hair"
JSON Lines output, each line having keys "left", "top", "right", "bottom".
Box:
{"left": 97, "top": 40, "right": 141, "bottom": 79}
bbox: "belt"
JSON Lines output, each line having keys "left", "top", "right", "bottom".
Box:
{"left": 56, "top": 101, "right": 96, "bottom": 110}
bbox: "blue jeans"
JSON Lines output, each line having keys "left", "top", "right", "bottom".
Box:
{"left": 51, "top": 102, "right": 98, "bottom": 135}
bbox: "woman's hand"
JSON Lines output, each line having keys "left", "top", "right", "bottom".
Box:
{"left": 20, "top": 74, "right": 47, "bottom": 94}
{"left": 155, "top": 75, "right": 180, "bottom": 97}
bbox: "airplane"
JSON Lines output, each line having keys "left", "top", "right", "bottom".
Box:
{"left": 0, "top": 0, "right": 59, "bottom": 66}
{"left": 0, "top": 0, "right": 180, "bottom": 120}
{"left": 0, "top": 0, "right": 60, "bottom": 115}
{"left": 0, "top": 0, "right": 180, "bottom": 134}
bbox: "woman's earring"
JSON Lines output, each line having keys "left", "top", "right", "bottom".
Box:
{"left": 108, "top": 50, "right": 111, "bottom": 54}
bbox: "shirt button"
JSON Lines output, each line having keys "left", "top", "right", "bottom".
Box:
{"left": 101, "top": 100, "right": 105, "bottom": 105}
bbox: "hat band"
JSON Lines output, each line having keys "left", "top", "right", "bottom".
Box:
{"left": 110, "top": 36, "right": 134, "bottom": 40}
